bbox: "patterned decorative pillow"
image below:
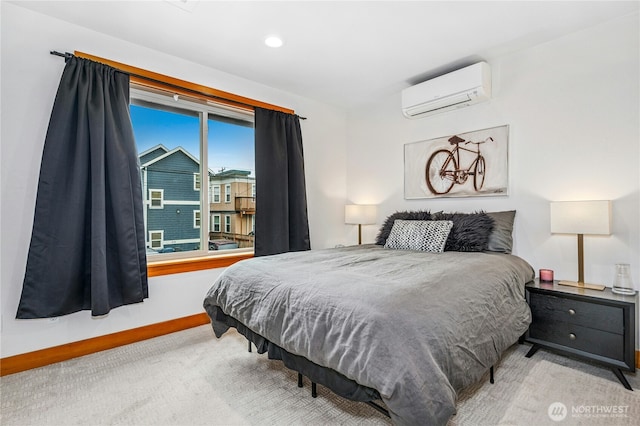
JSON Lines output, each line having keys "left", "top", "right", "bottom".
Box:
{"left": 384, "top": 220, "right": 453, "bottom": 252}
{"left": 375, "top": 210, "right": 432, "bottom": 245}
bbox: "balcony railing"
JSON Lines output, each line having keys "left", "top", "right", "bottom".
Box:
{"left": 235, "top": 196, "right": 256, "bottom": 214}
{"left": 209, "top": 232, "right": 254, "bottom": 249}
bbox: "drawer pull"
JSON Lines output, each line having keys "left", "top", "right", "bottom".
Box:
{"left": 568, "top": 309, "right": 576, "bottom": 315}
{"left": 569, "top": 333, "right": 576, "bottom": 340}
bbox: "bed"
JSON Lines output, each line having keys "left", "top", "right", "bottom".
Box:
{"left": 203, "top": 211, "right": 534, "bottom": 425}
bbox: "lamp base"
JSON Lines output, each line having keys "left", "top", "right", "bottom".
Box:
{"left": 558, "top": 280, "right": 605, "bottom": 291}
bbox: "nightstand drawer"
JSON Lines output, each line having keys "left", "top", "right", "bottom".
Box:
{"left": 529, "top": 292, "right": 623, "bottom": 334}
{"left": 528, "top": 322, "right": 624, "bottom": 361}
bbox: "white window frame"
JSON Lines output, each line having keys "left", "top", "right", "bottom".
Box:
{"left": 149, "top": 230, "right": 164, "bottom": 249}
{"left": 212, "top": 214, "right": 221, "bottom": 232}
{"left": 213, "top": 185, "right": 221, "bottom": 203}
{"left": 194, "top": 210, "right": 201, "bottom": 228}
{"left": 193, "top": 173, "right": 201, "bottom": 191}
{"left": 252, "top": 183, "right": 256, "bottom": 198}
{"left": 131, "top": 87, "right": 254, "bottom": 261}
{"left": 149, "top": 189, "right": 164, "bottom": 209}
{"left": 225, "top": 215, "right": 231, "bottom": 233}
{"left": 225, "top": 184, "right": 231, "bottom": 203}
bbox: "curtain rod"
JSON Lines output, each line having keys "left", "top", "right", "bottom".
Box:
{"left": 49, "top": 51, "right": 306, "bottom": 120}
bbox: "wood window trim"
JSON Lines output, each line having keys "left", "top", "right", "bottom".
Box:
{"left": 74, "top": 51, "right": 294, "bottom": 115}
{"left": 147, "top": 252, "right": 253, "bottom": 277}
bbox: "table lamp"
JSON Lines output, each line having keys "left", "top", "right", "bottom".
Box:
{"left": 345, "top": 204, "right": 377, "bottom": 245}
{"left": 550, "top": 200, "right": 611, "bottom": 291}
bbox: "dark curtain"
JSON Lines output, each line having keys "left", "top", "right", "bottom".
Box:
{"left": 254, "top": 108, "right": 310, "bottom": 257}
{"left": 17, "top": 56, "right": 148, "bottom": 319}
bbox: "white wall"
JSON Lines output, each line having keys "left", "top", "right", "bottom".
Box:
{"left": 347, "top": 12, "right": 639, "bottom": 343}
{"left": 0, "top": 3, "right": 348, "bottom": 357}
{"left": 2, "top": 3, "right": 638, "bottom": 359}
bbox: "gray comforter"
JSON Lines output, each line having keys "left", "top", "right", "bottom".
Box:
{"left": 203, "top": 245, "right": 534, "bottom": 425}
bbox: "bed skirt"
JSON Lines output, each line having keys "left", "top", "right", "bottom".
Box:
{"left": 207, "top": 305, "right": 381, "bottom": 403}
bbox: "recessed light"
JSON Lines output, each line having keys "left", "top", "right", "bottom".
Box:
{"left": 265, "top": 36, "right": 283, "bottom": 48}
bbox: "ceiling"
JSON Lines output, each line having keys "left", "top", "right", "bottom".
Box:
{"left": 11, "top": 1, "right": 640, "bottom": 110}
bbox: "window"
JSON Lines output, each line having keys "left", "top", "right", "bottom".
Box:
{"left": 225, "top": 184, "right": 231, "bottom": 203}
{"left": 194, "top": 173, "right": 201, "bottom": 191}
{"left": 212, "top": 185, "right": 220, "bottom": 203}
{"left": 149, "top": 230, "right": 164, "bottom": 249}
{"left": 252, "top": 183, "right": 256, "bottom": 198}
{"left": 149, "top": 189, "right": 164, "bottom": 209}
{"left": 194, "top": 210, "right": 201, "bottom": 228}
{"left": 63, "top": 51, "right": 298, "bottom": 275}
{"left": 131, "top": 87, "right": 255, "bottom": 258}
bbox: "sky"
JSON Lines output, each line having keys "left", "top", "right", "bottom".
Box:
{"left": 130, "top": 104, "right": 255, "bottom": 176}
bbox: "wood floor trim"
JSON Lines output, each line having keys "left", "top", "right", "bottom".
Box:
{"left": 0, "top": 312, "right": 210, "bottom": 377}
{"left": 2, "top": 315, "right": 639, "bottom": 376}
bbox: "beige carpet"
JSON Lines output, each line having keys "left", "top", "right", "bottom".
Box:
{"left": 499, "top": 360, "right": 639, "bottom": 426}
{"left": 1, "top": 325, "right": 638, "bottom": 425}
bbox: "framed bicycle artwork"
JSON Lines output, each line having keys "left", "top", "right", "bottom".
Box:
{"left": 404, "top": 125, "right": 509, "bottom": 199}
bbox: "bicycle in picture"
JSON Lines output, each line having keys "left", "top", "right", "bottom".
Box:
{"left": 425, "top": 135, "right": 494, "bottom": 195}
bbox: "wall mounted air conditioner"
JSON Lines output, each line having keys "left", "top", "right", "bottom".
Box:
{"left": 401, "top": 62, "right": 491, "bottom": 119}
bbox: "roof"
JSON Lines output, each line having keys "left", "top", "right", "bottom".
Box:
{"left": 213, "top": 169, "right": 252, "bottom": 178}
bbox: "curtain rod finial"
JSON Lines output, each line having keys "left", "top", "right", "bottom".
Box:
{"left": 50, "top": 51, "right": 74, "bottom": 62}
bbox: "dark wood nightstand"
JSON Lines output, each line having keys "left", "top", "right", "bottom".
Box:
{"left": 525, "top": 280, "right": 637, "bottom": 390}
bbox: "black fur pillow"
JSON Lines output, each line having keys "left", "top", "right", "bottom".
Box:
{"left": 375, "top": 211, "right": 432, "bottom": 245}
{"left": 431, "top": 211, "right": 495, "bottom": 252}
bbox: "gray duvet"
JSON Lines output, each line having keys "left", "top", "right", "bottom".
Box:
{"left": 203, "top": 245, "right": 534, "bottom": 425}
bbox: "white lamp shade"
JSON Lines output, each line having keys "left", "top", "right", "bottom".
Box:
{"left": 550, "top": 200, "right": 611, "bottom": 235}
{"left": 345, "top": 204, "right": 377, "bottom": 225}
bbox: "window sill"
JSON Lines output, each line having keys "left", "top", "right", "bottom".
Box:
{"left": 147, "top": 251, "right": 253, "bottom": 277}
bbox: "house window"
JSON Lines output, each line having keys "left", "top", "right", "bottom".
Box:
{"left": 194, "top": 173, "right": 201, "bottom": 191}
{"left": 131, "top": 86, "right": 255, "bottom": 259}
{"left": 149, "top": 230, "right": 164, "bottom": 249}
{"left": 194, "top": 210, "right": 201, "bottom": 228}
{"left": 252, "top": 183, "right": 256, "bottom": 198}
{"left": 225, "top": 215, "right": 231, "bottom": 233}
{"left": 212, "top": 185, "right": 220, "bottom": 203}
{"left": 225, "top": 184, "right": 231, "bottom": 203}
{"left": 149, "top": 189, "right": 164, "bottom": 209}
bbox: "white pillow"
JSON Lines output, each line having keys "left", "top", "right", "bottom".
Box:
{"left": 384, "top": 219, "right": 453, "bottom": 252}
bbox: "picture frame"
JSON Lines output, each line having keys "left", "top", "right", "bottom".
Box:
{"left": 404, "top": 125, "right": 509, "bottom": 199}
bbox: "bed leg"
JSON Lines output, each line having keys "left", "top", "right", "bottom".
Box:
{"left": 366, "top": 401, "right": 391, "bottom": 418}
{"left": 298, "top": 373, "right": 303, "bottom": 388}
{"left": 247, "top": 340, "right": 252, "bottom": 353}
{"left": 311, "top": 382, "right": 317, "bottom": 398}
{"left": 490, "top": 366, "right": 494, "bottom": 384}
